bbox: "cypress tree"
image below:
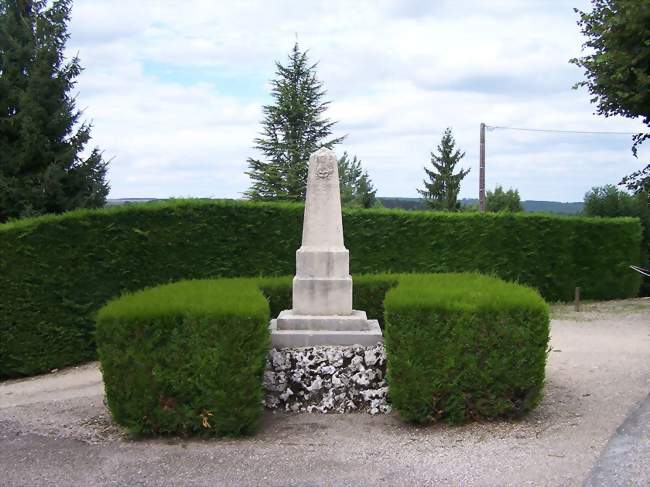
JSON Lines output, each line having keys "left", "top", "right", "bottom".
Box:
{"left": 245, "top": 43, "right": 344, "bottom": 201}
{"left": 0, "top": 0, "right": 108, "bottom": 222}
{"left": 418, "top": 128, "right": 470, "bottom": 211}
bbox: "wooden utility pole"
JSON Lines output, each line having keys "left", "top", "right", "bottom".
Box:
{"left": 478, "top": 123, "right": 485, "bottom": 213}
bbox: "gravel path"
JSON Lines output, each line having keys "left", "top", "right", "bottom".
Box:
{"left": 1, "top": 299, "right": 649, "bottom": 486}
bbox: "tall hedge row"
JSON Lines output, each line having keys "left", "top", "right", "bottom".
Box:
{"left": 0, "top": 199, "right": 642, "bottom": 378}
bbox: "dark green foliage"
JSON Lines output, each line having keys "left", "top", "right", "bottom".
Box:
{"left": 338, "top": 152, "right": 378, "bottom": 208}
{"left": 384, "top": 273, "right": 550, "bottom": 424}
{"left": 584, "top": 184, "right": 641, "bottom": 217}
{"left": 417, "top": 128, "right": 470, "bottom": 211}
{"left": 486, "top": 185, "right": 523, "bottom": 212}
{"left": 351, "top": 274, "right": 398, "bottom": 328}
{"left": 97, "top": 273, "right": 547, "bottom": 433}
{"left": 245, "top": 43, "right": 344, "bottom": 201}
{"left": 0, "top": 199, "right": 642, "bottom": 378}
{"left": 0, "top": 199, "right": 302, "bottom": 379}
{"left": 0, "top": 0, "right": 109, "bottom": 222}
{"left": 96, "top": 279, "right": 269, "bottom": 437}
{"left": 342, "top": 207, "right": 641, "bottom": 302}
{"left": 571, "top": 0, "right": 650, "bottom": 192}
{"left": 584, "top": 185, "right": 650, "bottom": 295}
{"left": 257, "top": 275, "right": 292, "bottom": 318}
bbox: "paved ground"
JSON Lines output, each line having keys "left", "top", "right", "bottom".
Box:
{"left": 1, "top": 299, "right": 649, "bottom": 486}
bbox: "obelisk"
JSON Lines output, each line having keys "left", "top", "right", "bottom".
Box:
{"left": 270, "top": 148, "right": 383, "bottom": 347}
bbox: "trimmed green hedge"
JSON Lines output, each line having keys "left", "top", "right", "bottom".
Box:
{"left": 96, "top": 279, "right": 269, "bottom": 437}
{"left": 97, "top": 273, "right": 548, "bottom": 432}
{"left": 384, "top": 273, "right": 549, "bottom": 423}
{"left": 0, "top": 199, "right": 641, "bottom": 378}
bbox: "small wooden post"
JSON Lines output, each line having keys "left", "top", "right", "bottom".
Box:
{"left": 574, "top": 287, "right": 581, "bottom": 312}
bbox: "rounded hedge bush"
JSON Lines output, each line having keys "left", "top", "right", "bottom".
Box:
{"left": 96, "top": 279, "right": 270, "bottom": 437}
{"left": 384, "top": 273, "right": 550, "bottom": 424}
{"left": 97, "top": 272, "right": 549, "bottom": 433}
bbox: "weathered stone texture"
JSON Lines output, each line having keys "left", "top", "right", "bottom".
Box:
{"left": 263, "top": 344, "right": 391, "bottom": 414}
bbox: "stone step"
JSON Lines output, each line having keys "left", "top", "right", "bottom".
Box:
{"left": 276, "top": 309, "right": 370, "bottom": 331}
{"left": 269, "top": 319, "right": 383, "bottom": 347}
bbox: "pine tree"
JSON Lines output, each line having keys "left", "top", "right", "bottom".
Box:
{"left": 337, "top": 151, "right": 377, "bottom": 208}
{"left": 0, "top": 0, "right": 108, "bottom": 222}
{"left": 245, "top": 43, "right": 344, "bottom": 201}
{"left": 417, "top": 128, "right": 470, "bottom": 211}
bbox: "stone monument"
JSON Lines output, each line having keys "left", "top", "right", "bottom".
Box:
{"left": 270, "top": 148, "right": 383, "bottom": 347}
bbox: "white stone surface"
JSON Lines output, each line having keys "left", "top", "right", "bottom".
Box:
{"left": 270, "top": 147, "right": 384, "bottom": 347}
{"left": 299, "top": 148, "right": 345, "bottom": 249}
{"left": 292, "top": 148, "right": 352, "bottom": 316}
{"left": 293, "top": 277, "right": 352, "bottom": 316}
{"left": 276, "top": 310, "right": 369, "bottom": 331}
{"left": 269, "top": 319, "right": 383, "bottom": 348}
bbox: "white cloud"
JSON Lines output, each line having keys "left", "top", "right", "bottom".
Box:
{"left": 65, "top": 0, "right": 648, "bottom": 201}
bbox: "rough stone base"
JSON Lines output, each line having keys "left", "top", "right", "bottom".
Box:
{"left": 263, "top": 344, "right": 391, "bottom": 414}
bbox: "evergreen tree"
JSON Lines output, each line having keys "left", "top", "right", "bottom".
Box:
{"left": 486, "top": 185, "right": 523, "bottom": 212}
{"left": 0, "top": 0, "right": 109, "bottom": 222}
{"left": 245, "top": 43, "right": 344, "bottom": 201}
{"left": 337, "top": 151, "right": 377, "bottom": 208}
{"left": 417, "top": 128, "right": 470, "bottom": 211}
{"left": 355, "top": 173, "right": 377, "bottom": 209}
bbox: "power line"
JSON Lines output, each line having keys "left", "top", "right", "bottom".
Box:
{"left": 485, "top": 125, "right": 645, "bottom": 136}
{"left": 477, "top": 121, "right": 648, "bottom": 213}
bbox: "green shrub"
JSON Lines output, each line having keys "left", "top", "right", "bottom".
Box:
{"left": 96, "top": 278, "right": 269, "bottom": 437}
{"left": 97, "top": 272, "right": 548, "bottom": 432}
{"left": 351, "top": 274, "right": 399, "bottom": 328}
{"left": 257, "top": 276, "right": 293, "bottom": 318}
{"left": 0, "top": 199, "right": 641, "bottom": 378}
{"left": 384, "top": 273, "right": 550, "bottom": 424}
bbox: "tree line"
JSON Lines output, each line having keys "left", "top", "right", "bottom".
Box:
{"left": 245, "top": 42, "right": 522, "bottom": 213}
{"left": 1, "top": 0, "right": 647, "bottom": 222}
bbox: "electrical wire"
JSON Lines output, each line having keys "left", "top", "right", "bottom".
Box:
{"left": 485, "top": 125, "right": 645, "bottom": 136}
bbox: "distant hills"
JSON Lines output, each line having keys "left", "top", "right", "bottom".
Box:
{"left": 378, "top": 197, "right": 584, "bottom": 215}
{"left": 106, "top": 197, "right": 585, "bottom": 215}
{"left": 105, "top": 198, "right": 160, "bottom": 206}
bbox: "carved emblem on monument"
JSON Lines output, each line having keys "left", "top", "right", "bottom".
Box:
{"left": 315, "top": 157, "right": 334, "bottom": 179}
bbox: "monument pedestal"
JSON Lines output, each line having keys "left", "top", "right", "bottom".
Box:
{"left": 270, "top": 313, "right": 383, "bottom": 348}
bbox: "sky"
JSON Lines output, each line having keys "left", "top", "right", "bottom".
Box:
{"left": 66, "top": 0, "right": 649, "bottom": 202}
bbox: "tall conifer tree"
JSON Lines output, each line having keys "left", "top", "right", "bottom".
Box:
{"left": 0, "top": 0, "right": 108, "bottom": 222}
{"left": 338, "top": 151, "right": 377, "bottom": 208}
{"left": 245, "top": 43, "right": 344, "bottom": 201}
{"left": 418, "top": 128, "right": 470, "bottom": 211}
